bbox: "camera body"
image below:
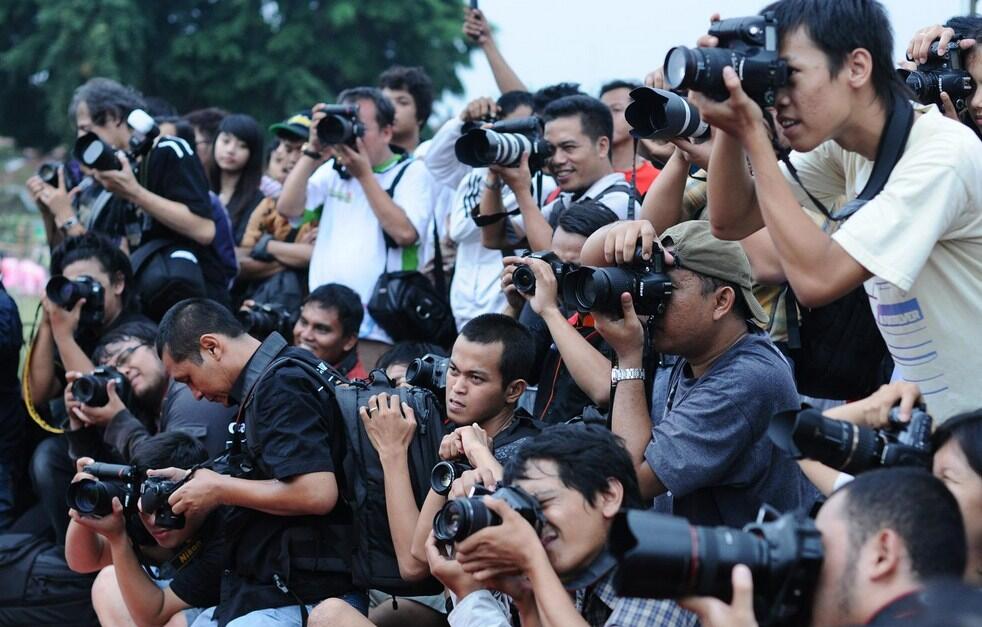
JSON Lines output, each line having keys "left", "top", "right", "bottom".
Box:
{"left": 140, "top": 476, "right": 186, "bottom": 530}
{"left": 237, "top": 302, "right": 296, "bottom": 342}
{"left": 45, "top": 274, "right": 105, "bottom": 327}
{"left": 899, "top": 40, "right": 975, "bottom": 113}
{"left": 316, "top": 104, "right": 365, "bottom": 147}
{"left": 430, "top": 460, "right": 474, "bottom": 496}
{"left": 405, "top": 353, "right": 449, "bottom": 397}
{"left": 562, "top": 245, "right": 673, "bottom": 316}
{"left": 72, "top": 365, "right": 131, "bottom": 408}
{"left": 433, "top": 484, "right": 545, "bottom": 545}
{"left": 664, "top": 12, "right": 788, "bottom": 106}
{"left": 455, "top": 116, "right": 554, "bottom": 172}
{"left": 768, "top": 405, "right": 934, "bottom": 475}
{"left": 625, "top": 87, "right": 710, "bottom": 142}
{"left": 38, "top": 161, "right": 61, "bottom": 186}
{"left": 512, "top": 250, "right": 575, "bottom": 295}
{"left": 67, "top": 462, "right": 138, "bottom": 517}
{"left": 611, "top": 508, "right": 823, "bottom": 626}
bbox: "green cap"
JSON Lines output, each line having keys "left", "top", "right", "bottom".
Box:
{"left": 660, "top": 220, "right": 769, "bottom": 326}
{"left": 269, "top": 110, "right": 312, "bottom": 141}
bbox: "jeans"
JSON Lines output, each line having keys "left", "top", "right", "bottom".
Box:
{"left": 191, "top": 591, "right": 369, "bottom": 627}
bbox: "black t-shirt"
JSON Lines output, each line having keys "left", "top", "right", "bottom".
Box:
{"left": 164, "top": 513, "right": 224, "bottom": 609}
{"left": 230, "top": 189, "right": 267, "bottom": 246}
{"left": 490, "top": 408, "right": 545, "bottom": 464}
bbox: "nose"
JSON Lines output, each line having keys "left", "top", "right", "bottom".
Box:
{"left": 450, "top": 374, "right": 467, "bottom": 396}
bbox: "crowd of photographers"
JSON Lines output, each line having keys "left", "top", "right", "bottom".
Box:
{"left": 2, "top": 0, "right": 982, "bottom": 625}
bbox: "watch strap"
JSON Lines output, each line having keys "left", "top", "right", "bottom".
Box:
{"left": 611, "top": 367, "right": 645, "bottom": 385}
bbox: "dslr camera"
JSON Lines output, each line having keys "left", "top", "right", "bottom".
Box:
{"left": 73, "top": 109, "right": 159, "bottom": 172}
{"left": 139, "top": 476, "right": 185, "bottom": 529}
{"left": 611, "top": 508, "right": 823, "bottom": 626}
{"left": 433, "top": 484, "right": 545, "bottom": 545}
{"left": 72, "top": 366, "right": 131, "bottom": 408}
{"left": 430, "top": 460, "right": 474, "bottom": 496}
{"left": 45, "top": 274, "right": 105, "bottom": 327}
{"left": 237, "top": 302, "right": 296, "bottom": 342}
{"left": 899, "top": 40, "right": 975, "bottom": 114}
{"left": 625, "top": 87, "right": 711, "bottom": 142}
{"left": 67, "top": 462, "right": 186, "bottom": 530}
{"left": 512, "top": 250, "right": 575, "bottom": 296}
{"left": 664, "top": 12, "right": 788, "bottom": 106}
{"left": 562, "top": 244, "right": 672, "bottom": 316}
{"left": 405, "top": 353, "right": 449, "bottom": 397}
{"left": 768, "top": 405, "right": 934, "bottom": 475}
{"left": 455, "top": 116, "right": 554, "bottom": 173}
{"left": 316, "top": 104, "right": 365, "bottom": 147}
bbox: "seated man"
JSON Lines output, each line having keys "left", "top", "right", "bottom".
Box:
{"left": 293, "top": 283, "right": 368, "bottom": 380}
{"left": 65, "top": 431, "right": 221, "bottom": 627}
{"left": 585, "top": 220, "right": 819, "bottom": 526}
{"left": 429, "top": 423, "right": 697, "bottom": 627}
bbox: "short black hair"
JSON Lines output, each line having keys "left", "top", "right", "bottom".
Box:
{"left": 94, "top": 320, "right": 159, "bottom": 364}
{"left": 303, "top": 283, "right": 364, "bottom": 339}
{"left": 932, "top": 409, "right": 982, "bottom": 478}
{"left": 155, "top": 298, "right": 244, "bottom": 364}
{"left": 504, "top": 423, "right": 643, "bottom": 510}
{"left": 458, "top": 313, "right": 534, "bottom": 386}
{"left": 836, "top": 467, "right": 967, "bottom": 581}
{"left": 556, "top": 199, "right": 619, "bottom": 238}
{"left": 69, "top": 77, "right": 145, "bottom": 127}
{"left": 944, "top": 15, "right": 982, "bottom": 41}
{"left": 599, "top": 80, "right": 642, "bottom": 98}
{"left": 182, "top": 107, "right": 228, "bottom": 144}
{"left": 378, "top": 65, "right": 434, "bottom": 128}
{"left": 696, "top": 273, "right": 753, "bottom": 321}
{"left": 376, "top": 341, "right": 448, "bottom": 371}
{"left": 532, "top": 82, "right": 585, "bottom": 114}
{"left": 155, "top": 115, "right": 196, "bottom": 145}
{"left": 142, "top": 96, "right": 178, "bottom": 119}
{"left": 497, "top": 91, "right": 535, "bottom": 118}
{"left": 131, "top": 431, "right": 208, "bottom": 473}
{"left": 50, "top": 232, "right": 134, "bottom": 306}
{"left": 338, "top": 86, "right": 396, "bottom": 129}
{"left": 762, "top": 0, "right": 906, "bottom": 105}
{"left": 542, "top": 95, "right": 614, "bottom": 144}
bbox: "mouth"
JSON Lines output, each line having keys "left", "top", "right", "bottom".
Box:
{"left": 541, "top": 531, "right": 558, "bottom": 549}
{"left": 447, "top": 398, "right": 465, "bottom": 413}
{"left": 552, "top": 168, "right": 574, "bottom": 183}
{"left": 777, "top": 116, "right": 800, "bottom": 133}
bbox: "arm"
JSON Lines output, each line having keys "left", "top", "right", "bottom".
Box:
{"left": 526, "top": 552, "right": 589, "bottom": 627}
{"left": 107, "top": 535, "right": 192, "bottom": 627}
{"left": 339, "top": 140, "right": 420, "bottom": 247}
{"left": 464, "top": 9, "right": 528, "bottom": 93}
{"left": 425, "top": 117, "right": 472, "bottom": 190}
{"left": 477, "top": 174, "right": 519, "bottom": 250}
{"left": 705, "top": 131, "right": 763, "bottom": 240}
{"left": 127, "top": 185, "right": 215, "bottom": 246}
{"left": 267, "top": 240, "right": 313, "bottom": 268}
{"left": 411, "top": 488, "right": 449, "bottom": 564}
{"left": 168, "top": 467, "right": 338, "bottom": 518}
{"left": 234, "top": 251, "right": 286, "bottom": 281}
{"left": 65, "top": 519, "right": 112, "bottom": 573}
{"left": 640, "top": 148, "right": 693, "bottom": 234}
{"left": 277, "top": 155, "right": 324, "bottom": 218}
{"left": 27, "top": 317, "right": 62, "bottom": 405}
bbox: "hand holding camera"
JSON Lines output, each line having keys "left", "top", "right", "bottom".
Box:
{"left": 462, "top": 6, "right": 489, "bottom": 45}
{"left": 65, "top": 368, "right": 128, "bottom": 428}
{"left": 451, "top": 493, "right": 544, "bottom": 579}
{"left": 359, "top": 392, "right": 418, "bottom": 460}
{"left": 335, "top": 136, "right": 373, "bottom": 181}
{"left": 459, "top": 96, "right": 498, "bottom": 123}
{"left": 26, "top": 165, "right": 79, "bottom": 223}
{"left": 91, "top": 151, "right": 141, "bottom": 202}
{"left": 907, "top": 25, "right": 975, "bottom": 65}
{"left": 164, "top": 467, "right": 224, "bottom": 519}
{"left": 593, "top": 293, "right": 645, "bottom": 365}
{"left": 489, "top": 151, "right": 533, "bottom": 196}
{"left": 679, "top": 564, "right": 759, "bottom": 627}
{"left": 503, "top": 254, "right": 563, "bottom": 317}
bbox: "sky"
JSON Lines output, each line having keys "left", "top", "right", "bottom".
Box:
{"left": 434, "top": 0, "right": 970, "bottom": 120}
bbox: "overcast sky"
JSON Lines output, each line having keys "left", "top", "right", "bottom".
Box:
{"left": 435, "top": 0, "right": 970, "bottom": 119}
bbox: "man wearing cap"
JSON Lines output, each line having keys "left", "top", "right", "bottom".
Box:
{"left": 583, "top": 219, "right": 819, "bottom": 527}
{"left": 262, "top": 111, "right": 313, "bottom": 198}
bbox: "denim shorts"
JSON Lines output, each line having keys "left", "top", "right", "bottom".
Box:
{"left": 190, "top": 591, "right": 369, "bottom": 627}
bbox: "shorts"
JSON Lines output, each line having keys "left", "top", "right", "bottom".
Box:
{"left": 368, "top": 589, "right": 448, "bottom": 614}
{"left": 153, "top": 577, "right": 205, "bottom": 626}
{"left": 190, "top": 591, "right": 369, "bottom": 627}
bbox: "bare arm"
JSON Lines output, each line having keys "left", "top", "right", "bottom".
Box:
{"left": 128, "top": 186, "right": 215, "bottom": 246}
{"left": 705, "top": 131, "right": 764, "bottom": 240}
{"left": 411, "top": 489, "right": 448, "bottom": 564}
{"left": 108, "top": 535, "right": 192, "bottom": 627}
{"left": 541, "top": 309, "right": 612, "bottom": 406}
{"left": 478, "top": 174, "right": 519, "bottom": 250}
{"left": 27, "top": 319, "right": 61, "bottom": 405}
{"left": 465, "top": 9, "right": 528, "bottom": 94}
{"left": 169, "top": 468, "right": 338, "bottom": 518}
{"left": 277, "top": 155, "right": 323, "bottom": 218}
{"left": 267, "top": 240, "right": 313, "bottom": 269}
{"left": 235, "top": 250, "right": 286, "bottom": 281}
{"left": 525, "top": 551, "right": 590, "bottom": 627}
{"left": 357, "top": 173, "right": 419, "bottom": 246}
{"left": 641, "top": 148, "right": 694, "bottom": 234}
{"left": 379, "top": 450, "right": 430, "bottom": 580}
{"left": 65, "top": 519, "right": 112, "bottom": 573}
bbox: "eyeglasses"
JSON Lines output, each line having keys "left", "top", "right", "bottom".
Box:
{"left": 105, "top": 343, "right": 148, "bottom": 370}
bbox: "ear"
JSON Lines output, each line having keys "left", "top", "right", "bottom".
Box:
{"left": 111, "top": 271, "right": 126, "bottom": 297}
{"left": 342, "top": 334, "right": 359, "bottom": 354}
{"left": 504, "top": 379, "right": 527, "bottom": 405}
{"left": 867, "top": 529, "right": 906, "bottom": 583}
{"left": 596, "top": 135, "right": 611, "bottom": 159}
{"left": 380, "top": 124, "right": 394, "bottom": 142}
{"left": 599, "top": 478, "right": 624, "bottom": 520}
{"left": 198, "top": 334, "right": 222, "bottom": 361}
{"left": 845, "top": 48, "right": 875, "bottom": 90}
{"left": 712, "top": 285, "right": 737, "bottom": 321}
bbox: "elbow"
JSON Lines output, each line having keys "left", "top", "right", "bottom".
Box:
{"left": 309, "top": 491, "right": 338, "bottom": 516}
{"left": 398, "top": 558, "right": 430, "bottom": 582}
{"left": 708, "top": 217, "right": 750, "bottom": 242}
{"left": 390, "top": 226, "right": 419, "bottom": 248}
{"left": 192, "top": 222, "right": 215, "bottom": 246}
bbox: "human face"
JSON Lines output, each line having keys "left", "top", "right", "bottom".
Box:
{"left": 61, "top": 258, "right": 124, "bottom": 327}
{"left": 74, "top": 100, "right": 129, "bottom": 149}
{"left": 351, "top": 98, "right": 394, "bottom": 166}
{"left": 292, "top": 303, "right": 356, "bottom": 366}
{"left": 551, "top": 226, "right": 587, "bottom": 264}
{"left": 194, "top": 128, "right": 214, "bottom": 170}
{"left": 774, "top": 27, "right": 857, "bottom": 152}
{"left": 267, "top": 144, "right": 290, "bottom": 183}
{"left": 811, "top": 494, "right": 862, "bottom": 627}
{"left": 544, "top": 115, "right": 610, "bottom": 192}
{"left": 648, "top": 268, "right": 718, "bottom": 358}
{"left": 601, "top": 87, "right": 633, "bottom": 147}
{"left": 934, "top": 438, "right": 982, "bottom": 584}
{"left": 162, "top": 349, "right": 232, "bottom": 406}
{"left": 213, "top": 131, "right": 250, "bottom": 174}
{"left": 278, "top": 137, "right": 304, "bottom": 174}
{"left": 445, "top": 336, "right": 509, "bottom": 426}
{"left": 512, "top": 459, "right": 616, "bottom": 577}
{"left": 138, "top": 501, "right": 205, "bottom": 549}
{"left": 382, "top": 87, "right": 420, "bottom": 141}
{"left": 99, "top": 339, "right": 167, "bottom": 400}
{"left": 965, "top": 49, "right": 982, "bottom": 132}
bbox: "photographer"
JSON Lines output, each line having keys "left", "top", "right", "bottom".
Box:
{"left": 680, "top": 468, "right": 968, "bottom": 627}
{"left": 277, "top": 87, "right": 435, "bottom": 368}
{"left": 694, "top": 0, "right": 982, "bottom": 420}
{"left": 427, "top": 423, "right": 695, "bottom": 627}
{"left": 585, "top": 220, "right": 818, "bottom": 525}
{"left": 155, "top": 298, "right": 362, "bottom": 625}
{"left": 599, "top": 80, "right": 661, "bottom": 194}
{"left": 905, "top": 18, "right": 982, "bottom": 133}
{"left": 293, "top": 283, "right": 369, "bottom": 380}
{"left": 65, "top": 432, "right": 220, "bottom": 627}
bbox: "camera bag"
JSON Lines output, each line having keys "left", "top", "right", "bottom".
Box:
{"left": 129, "top": 237, "right": 207, "bottom": 322}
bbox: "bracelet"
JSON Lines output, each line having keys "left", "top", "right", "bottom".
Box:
{"left": 484, "top": 178, "right": 502, "bottom": 191}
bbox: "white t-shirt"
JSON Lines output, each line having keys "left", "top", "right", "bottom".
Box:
{"left": 306, "top": 157, "right": 434, "bottom": 343}
{"left": 513, "top": 171, "right": 634, "bottom": 233}
{"left": 781, "top": 105, "right": 982, "bottom": 420}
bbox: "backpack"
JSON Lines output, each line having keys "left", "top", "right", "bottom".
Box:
{"left": 0, "top": 534, "right": 98, "bottom": 627}
{"left": 129, "top": 238, "right": 207, "bottom": 323}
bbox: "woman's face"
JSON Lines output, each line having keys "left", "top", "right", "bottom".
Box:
{"left": 933, "top": 437, "right": 982, "bottom": 584}
{"left": 213, "top": 131, "right": 251, "bottom": 174}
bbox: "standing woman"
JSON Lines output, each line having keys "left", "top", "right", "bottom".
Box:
{"left": 209, "top": 113, "right": 265, "bottom": 245}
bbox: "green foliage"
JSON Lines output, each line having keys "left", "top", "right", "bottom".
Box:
{"left": 0, "top": 0, "right": 471, "bottom": 149}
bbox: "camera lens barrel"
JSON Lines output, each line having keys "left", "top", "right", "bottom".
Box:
{"left": 73, "top": 373, "right": 110, "bottom": 407}
{"left": 433, "top": 497, "right": 499, "bottom": 543}
{"left": 430, "top": 461, "right": 473, "bottom": 496}
{"left": 512, "top": 265, "right": 537, "bottom": 294}
{"left": 625, "top": 88, "right": 710, "bottom": 141}
{"left": 67, "top": 478, "right": 129, "bottom": 516}
{"left": 73, "top": 132, "right": 122, "bottom": 171}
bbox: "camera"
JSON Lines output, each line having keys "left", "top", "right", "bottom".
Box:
{"left": 72, "top": 366, "right": 131, "bottom": 408}
{"left": 664, "top": 12, "right": 788, "bottom": 106}
{"left": 67, "top": 462, "right": 138, "bottom": 516}
{"left": 405, "top": 353, "right": 449, "bottom": 397}
{"left": 38, "top": 161, "right": 62, "bottom": 187}
{"left": 72, "top": 109, "right": 160, "bottom": 172}
{"left": 562, "top": 245, "right": 672, "bottom": 316}
{"left": 625, "top": 87, "right": 710, "bottom": 141}
{"left": 768, "top": 405, "right": 933, "bottom": 475}
{"left": 433, "top": 484, "right": 545, "bottom": 544}
{"left": 455, "top": 116, "right": 554, "bottom": 172}
{"left": 140, "top": 476, "right": 185, "bottom": 530}
{"left": 126, "top": 109, "right": 160, "bottom": 160}
{"left": 430, "top": 460, "right": 474, "bottom": 496}
{"left": 899, "top": 40, "right": 975, "bottom": 114}
{"left": 610, "top": 508, "right": 823, "bottom": 626}
{"left": 316, "top": 104, "right": 365, "bottom": 146}
{"left": 237, "top": 302, "right": 296, "bottom": 341}
{"left": 45, "top": 274, "right": 105, "bottom": 327}
{"left": 512, "top": 250, "right": 575, "bottom": 295}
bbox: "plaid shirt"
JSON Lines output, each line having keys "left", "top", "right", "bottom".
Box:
{"left": 574, "top": 568, "right": 699, "bottom": 627}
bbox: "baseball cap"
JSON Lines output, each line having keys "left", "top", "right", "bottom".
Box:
{"left": 269, "top": 110, "right": 312, "bottom": 141}
{"left": 660, "top": 220, "right": 769, "bottom": 326}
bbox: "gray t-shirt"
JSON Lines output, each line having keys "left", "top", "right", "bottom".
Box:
{"left": 646, "top": 329, "right": 819, "bottom": 527}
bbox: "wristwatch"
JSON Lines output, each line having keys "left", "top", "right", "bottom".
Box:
{"left": 57, "top": 216, "right": 80, "bottom": 234}
{"left": 301, "top": 142, "right": 324, "bottom": 160}
{"left": 611, "top": 367, "right": 645, "bottom": 385}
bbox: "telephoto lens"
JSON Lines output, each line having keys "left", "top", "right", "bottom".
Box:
{"left": 454, "top": 116, "right": 553, "bottom": 171}
{"left": 72, "top": 366, "right": 130, "bottom": 407}
{"left": 73, "top": 132, "right": 122, "bottom": 171}
{"left": 316, "top": 105, "right": 365, "bottom": 146}
{"left": 430, "top": 460, "right": 474, "bottom": 496}
{"left": 66, "top": 462, "right": 137, "bottom": 517}
{"left": 625, "top": 87, "right": 710, "bottom": 141}
{"left": 432, "top": 485, "right": 544, "bottom": 545}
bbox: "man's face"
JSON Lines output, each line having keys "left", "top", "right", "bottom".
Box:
{"left": 292, "top": 302, "right": 356, "bottom": 366}
{"left": 138, "top": 501, "right": 206, "bottom": 549}
{"left": 74, "top": 101, "right": 129, "bottom": 149}
{"left": 544, "top": 114, "right": 610, "bottom": 192}
{"left": 350, "top": 98, "right": 394, "bottom": 166}
{"left": 61, "top": 258, "right": 124, "bottom": 327}
{"left": 811, "top": 494, "right": 862, "bottom": 627}
{"left": 965, "top": 49, "right": 982, "bottom": 132}
{"left": 512, "top": 459, "right": 613, "bottom": 577}
{"left": 382, "top": 87, "right": 419, "bottom": 141}
{"left": 266, "top": 144, "right": 290, "bottom": 183}
{"left": 445, "top": 336, "right": 509, "bottom": 426}
{"left": 278, "top": 136, "right": 304, "bottom": 174}
{"left": 193, "top": 128, "right": 214, "bottom": 171}
{"left": 99, "top": 338, "right": 167, "bottom": 401}
{"left": 601, "top": 87, "right": 633, "bottom": 147}
{"left": 648, "top": 268, "right": 719, "bottom": 358}
{"left": 551, "top": 226, "right": 588, "bottom": 264}
{"left": 934, "top": 438, "right": 982, "bottom": 582}
{"left": 161, "top": 349, "right": 232, "bottom": 406}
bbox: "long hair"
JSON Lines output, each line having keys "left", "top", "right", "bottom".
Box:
{"left": 208, "top": 113, "right": 264, "bottom": 226}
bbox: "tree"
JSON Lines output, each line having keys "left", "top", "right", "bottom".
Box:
{"left": 0, "top": 0, "right": 472, "bottom": 149}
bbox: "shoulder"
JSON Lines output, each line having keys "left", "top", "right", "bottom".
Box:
{"left": 901, "top": 107, "right": 982, "bottom": 174}
{"left": 149, "top": 136, "right": 198, "bottom": 163}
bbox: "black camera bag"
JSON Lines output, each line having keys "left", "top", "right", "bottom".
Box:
{"left": 129, "top": 237, "right": 207, "bottom": 323}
